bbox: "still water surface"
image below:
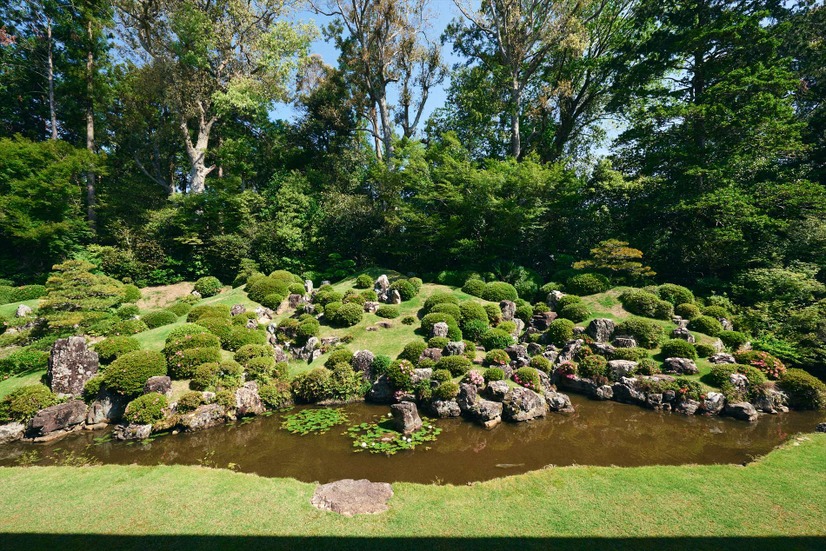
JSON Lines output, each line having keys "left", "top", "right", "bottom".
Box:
{"left": 1, "top": 395, "right": 822, "bottom": 484}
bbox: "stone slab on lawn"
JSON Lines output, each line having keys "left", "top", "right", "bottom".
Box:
{"left": 311, "top": 479, "right": 393, "bottom": 517}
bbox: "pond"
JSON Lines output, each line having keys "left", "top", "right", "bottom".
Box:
{"left": 1, "top": 395, "right": 822, "bottom": 484}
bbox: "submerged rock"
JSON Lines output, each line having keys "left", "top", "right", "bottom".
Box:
{"left": 389, "top": 402, "right": 422, "bottom": 434}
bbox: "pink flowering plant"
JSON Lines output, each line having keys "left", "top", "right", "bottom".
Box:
{"left": 735, "top": 351, "right": 786, "bottom": 380}
{"left": 555, "top": 361, "right": 578, "bottom": 379}
{"left": 513, "top": 367, "right": 541, "bottom": 391}
{"left": 464, "top": 369, "right": 484, "bottom": 387}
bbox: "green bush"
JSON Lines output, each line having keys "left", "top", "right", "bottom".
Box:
{"left": 82, "top": 375, "right": 104, "bottom": 401}
{"left": 177, "top": 391, "right": 204, "bottom": 413}
{"left": 421, "top": 312, "right": 459, "bottom": 335}
{"left": 191, "top": 361, "right": 243, "bottom": 391}
{"left": 326, "top": 363, "right": 367, "bottom": 401}
{"left": 260, "top": 293, "right": 286, "bottom": 310}
{"left": 459, "top": 301, "right": 488, "bottom": 325}
{"left": 0, "top": 385, "right": 57, "bottom": 423}
{"left": 376, "top": 305, "right": 400, "bottom": 319}
{"left": 288, "top": 283, "right": 306, "bottom": 295}
{"left": 779, "top": 369, "right": 826, "bottom": 410}
{"left": 399, "top": 341, "right": 427, "bottom": 364}
{"left": 245, "top": 356, "right": 278, "bottom": 383}
{"left": 566, "top": 273, "right": 610, "bottom": 295}
{"left": 636, "top": 358, "right": 661, "bottom": 375}
{"left": 482, "top": 281, "right": 518, "bottom": 302}
{"left": 515, "top": 303, "right": 534, "bottom": 323}
{"left": 657, "top": 284, "right": 694, "bottom": 306}
{"left": 695, "top": 343, "right": 715, "bottom": 358}
{"left": 689, "top": 316, "right": 723, "bottom": 337}
{"left": 545, "top": 318, "right": 575, "bottom": 347}
{"left": 427, "top": 336, "right": 449, "bottom": 349}
{"left": 166, "top": 323, "right": 209, "bottom": 341}
{"left": 461, "top": 318, "right": 489, "bottom": 342}
{"left": 660, "top": 339, "right": 697, "bottom": 360}
{"left": 484, "top": 349, "right": 510, "bottom": 366}
{"left": 314, "top": 288, "right": 343, "bottom": 307}
{"left": 423, "top": 292, "right": 459, "bottom": 313}
{"left": 116, "top": 304, "right": 140, "bottom": 320}
{"left": 483, "top": 367, "right": 505, "bottom": 382}
{"left": 354, "top": 274, "right": 374, "bottom": 289}
{"left": 360, "top": 289, "right": 378, "bottom": 301}
{"left": 674, "top": 378, "right": 704, "bottom": 401}
{"left": 214, "top": 389, "right": 236, "bottom": 409}
{"left": 462, "top": 278, "right": 487, "bottom": 297}
{"left": 386, "top": 360, "right": 416, "bottom": 390}
{"left": 168, "top": 347, "right": 221, "bottom": 380}
{"left": 484, "top": 303, "right": 502, "bottom": 325}
{"left": 163, "top": 332, "right": 221, "bottom": 364}
{"left": 702, "top": 305, "right": 731, "bottom": 319}
{"left": 430, "top": 302, "right": 462, "bottom": 322}
{"left": 559, "top": 303, "right": 590, "bottom": 323}
{"left": 103, "top": 350, "right": 167, "bottom": 396}
{"left": 195, "top": 316, "right": 233, "bottom": 343}
{"left": 141, "top": 309, "right": 178, "bottom": 329}
{"left": 325, "top": 347, "right": 354, "bottom": 369}
{"left": 291, "top": 368, "right": 331, "bottom": 403}
{"left": 231, "top": 312, "right": 257, "bottom": 326}
{"left": 296, "top": 316, "right": 320, "bottom": 344}
{"left": 94, "top": 336, "right": 141, "bottom": 364}
{"left": 436, "top": 355, "right": 472, "bottom": 376}
{"left": 409, "top": 277, "right": 423, "bottom": 292}
{"left": 611, "top": 347, "right": 649, "bottom": 362}
{"left": 124, "top": 393, "right": 168, "bottom": 425}
{"left": 616, "top": 318, "right": 663, "bottom": 348}
{"left": 578, "top": 355, "right": 608, "bottom": 379}
{"left": 389, "top": 279, "right": 417, "bottom": 301}
{"left": 431, "top": 369, "right": 452, "bottom": 383}
{"left": 194, "top": 276, "right": 223, "bottom": 297}
{"left": 674, "top": 303, "right": 701, "bottom": 320}
{"left": 324, "top": 301, "right": 343, "bottom": 319}
{"left": 234, "top": 344, "right": 274, "bottom": 366}
{"left": 247, "top": 277, "right": 290, "bottom": 304}
{"left": 167, "top": 302, "right": 192, "bottom": 317}
{"left": 555, "top": 295, "right": 582, "bottom": 309}
{"left": 187, "top": 304, "right": 231, "bottom": 322}
{"left": 707, "top": 364, "right": 737, "bottom": 387}
{"left": 0, "top": 348, "right": 49, "bottom": 376}
{"left": 259, "top": 381, "right": 293, "bottom": 410}
{"left": 513, "top": 367, "right": 541, "bottom": 391}
{"left": 326, "top": 303, "right": 363, "bottom": 327}
{"left": 619, "top": 289, "right": 673, "bottom": 320}
{"left": 107, "top": 319, "right": 148, "bottom": 336}
{"left": 529, "top": 355, "right": 552, "bottom": 373}
{"left": 718, "top": 330, "right": 749, "bottom": 351}
{"left": 734, "top": 350, "right": 787, "bottom": 380}
{"left": 122, "top": 284, "right": 142, "bottom": 303}
{"left": 480, "top": 328, "right": 513, "bottom": 351}
{"left": 223, "top": 326, "right": 266, "bottom": 351}
{"left": 343, "top": 290, "right": 365, "bottom": 305}
{"left": 433, "top": 381, "right": 460, "bottom": 401}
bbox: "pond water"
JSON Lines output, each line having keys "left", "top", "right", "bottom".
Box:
{"left": 1, "top": 395, "right": 822, "bottom": 484}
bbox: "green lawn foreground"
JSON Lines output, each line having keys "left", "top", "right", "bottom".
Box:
{"left": 0, "top": 435, "right": 823, "bottom": 550}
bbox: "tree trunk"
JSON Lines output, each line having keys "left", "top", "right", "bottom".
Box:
{"left": 181, "top": 107, "right": 215, "bottom": 193}
{"left": 510, "top": 76, "right": 521, "bottom": 158}
{"left": 47, "top": 18, "right": 57, "bottom": 140}
{"left": 377, "top": 94, "right": 393, "bottom": 161}
{"left": 85, "top": 20, "right": 97, "bottom": 230}
{"left": 369, "top": 105, "right": 383, "bottom": 162}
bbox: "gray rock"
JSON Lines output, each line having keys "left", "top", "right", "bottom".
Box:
{"left": 0, "top": 422, "right": 25, "bottom": 444}
{"left": 720, "top": 318, "right": 734, "bottom": 331}
{"left": 502, "top": 387, "right": 547, "bottom": 422}
{"left": 255, "top": 306, "right": 273, "bottom": 320}
{"left": 48, "top": 336, "right": 99, "bottom": 396}
{"left": 190, "top": 290, "right": 201, "bottom": 298}
{"left": 431, "top": 322, "right": 449, "bottom": 338}
{"left": 366, "top": 375, "right": 394, "bottom": 404}
{"left": 15, "top": 304, "right": 33, "bottom": 317}
{"left": 230, "top": 304, "right": 246, "bottom": 316}
{"left": 311, "top": 479, "right": 393, "bottom": 517}
{"left": 352, "top": 350, "right": 375, "bottom": 379}
{"left": 546, "top": 290, "right": 566, "bottom": 310}
{"left": 363, "top": 301, "right": 380, "bottom": 313}
{"left": 29, "top": 400, "right": 87, "bottom": 436}
{"left": 724, "top": 402, "right": 759, "bottom": 422}
{"left": 388, "top": 289, "right": 402, "bottom": 305}
{"left": 753, "top": 388, "right": 789, "bottom": 414}
{"left": 500, "top": 300, "right": 516, "bottom": 321}
{"left": 456, "top": 383, "right": 478, "bottom": 412}
{"left": 144, "top": 376, "right": 172, "bottom": 396}
{"left": 611, "top": 377, "right": 646, "bottom": 405}
{"left": 86, "top": 390, "right": 128, "bottom": 424}
{"left": 245, "top": 318, "right": 258, "bottom": 329}
{"left": 288, "top": 293, "right": 304, "bottom": 308}
{"left": 411, "top": 368, "right": 433, "bottom": 385}
{"left": 420, "top": 347, "right": 443, "bottom": 363}
{"left": 304, "top": 280, "right": 313, "bottom": 295}
{"left": 646, "top": 393, "right": 663, "bottom": 409}
{"left": 671, "top": 327, "right": 696, "bottom": 343}
{"left": 470, "top": 399, "right": 503, "bottom": 428}
{"left": 485, "top": 380, "right": 510, "bottom": 401}
{"left": 530, "top": 312, "right": 557, "bottom": 331}
{"left": 293, "top": 337, "right": 320, "bottom": 362}
{"left": 556, "top": 339, "right": 583, "bottom": 365}
{"left": 374, "top": 275, "right": 390, "bottom": 301}
{"left": 675, "top": 399, "right": 701, "bottom": 415}
{"left": 512, "top": 318, "right": 525, "bottom": 337}
{"left": 612, "top": 336, "right": 637, "bottom": 348}
{"left": 595, "top": 385, "right": 614, "bottom": 400}
{"left": 729, "top": 373, "right": 749, "bottom": 393}
{"left": 608, "top": 360, "right": 638, "bottom": 380}
{"left": 444, "top": 341, "right": 466, "bottom": 357}
{"left": 586, "top": 318, "right": 615, "bottom": 343}
{"left": 816, "top": 422, "right": 826, "bottom": 433}
{"left": 235, "top": 381, "right": 264, "bottom": 417}
{"left": 544, "top": 390, "right": 574, "bottom": 412}
{"left": 505, "top": 344, "right": 528, "bottom": 360}
{"left": 427, "top": 399, "right": 461, "bottom": 418}
{"left": 113, "top": 423, "right": 152, "bottom": 441}
{"left": 390, "top": 402, "right": 422, "bottom": 434}
{"left": 542, "top": 346, "right": 559, "bottom": 364}
{"left": 662, "top": 357, "right": 699, "bottom": 375}
{"left": 179, "top": 404, "right": 225, "bottom": 431}
{"left": 701, "top": 392, "right": 726, "bottom": 415}
{"left": 273, "top": 345, "right": 288, "bottom": 363}
{"left": 709, "top": 353, "right": 736, "bottom": 365}
{"left": 321, "top": 337, "right": 340, "bottom": 347}
{"left": 712, "top": 339, "right": 725, "bottom": 353}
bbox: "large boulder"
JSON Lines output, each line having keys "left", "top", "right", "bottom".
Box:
{"left": 179, "top": 404, "right": 226, "bottom": 431}
{"left": 411, "top": 368, "right": 433, "bottom": 385}
{"left": 86, "top": 389, "right": 128, "bottom": 424}
{"left": 430, "top": 322, "right": 449, "bottom": 339}
{"left": 484, "top": 380, "right": 510, "bottom": 402}
{"left": 611, "top": 377, "right": 646, "bottom": 405}
{"left": 504, "top": 344, "right": 528, "bottom": 361}
{"left": 47, "top": 337, "right": 99, "bottom": 396}
{"left": 700, "top": 392, "right": 726, "bottom": 415}
{"left": 235, "top": 381, "right": 264, "bottom": 417}
{"left": 586, "top": 318, "right": 615, "bottom": 343}
{"left": 709, "top": 353, "right": 736, "bottom": 365}
{"left": 607, "top": 360, "right": 638, "bottom": 380}
{"left": 15, "top": 304, "right": 33, "bottom": 318}
{"left": 374, "top": 275, "right": 390, "bottom": 301}
{"left": 612, "top": 336, "right": 637, "bottom": 348}
{"left": 304, "top": 280, "right": 313, "bottom": 295}
{"left": 363, "top": 301, "right": 380, "bottom": 313}
{"left": 546, "top": 290, "right": 565, "bottom": 310}
{"left": 443, "top": 341, "right": 466, "bottom": 357}
{"left": 288, "top": 294, "right": 305, "bottom": 309}
{"left": 674, "top": 399, "right": 701, "bottom": 415}
{"left": 420, "top": 348, "right": 443, "bottom": 363}
{"left": 113, "top": 423, "right": 152, "bottom": 441}
{"left": 388, "top": 289, "right": 402, "bottom": 305}
{"left": 556, "top": 339, "right": 583, "bottom": 365}
{"left": 389, "top": 402, "right": 422, "bottom": 434}
{"left": 29, "top": 400, "right": 87, "bottom": 436}
{"left": 352, "top": 350, "right": 375, "bottom": 379}
{"left": 144, "top": 376, "right": 172, "bottom": 396}
{"left": 662, "top": 357, "right": 699, "bottom": 375}
{"left": 0, "top": 422, "right": 25, "bottom": 444}
{"left": 752, "top": 388, "right": 789, "bottom": 414}
{"left": 366, "top": 375, "right": 394, "bottom": 404}
{"left": 499, "top": 300, "right": 516, "bottom": 321}
{"left": 311, "top": 479, "right": 393, "bottom": 517}
{"left": 502, "top": 387, "right": 547, "bottom": 422}
{"left": 671, "top": 327, "right": 696, "bottom": 343}
{"left": 426, "top": 399, "right": 461, "bottom": 418}
{"left": 456, "top": 383, "right": 478, "bottom": 412}
{"left": 544, "top": 390, "right": 575, "bottom": 413}
{"left": 724, "top": 402, "right": 759, "bottom": 422}
{"left": 530, "top": 312, "right": 557, "bottom": 331}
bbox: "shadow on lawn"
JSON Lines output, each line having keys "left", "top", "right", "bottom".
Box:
{"left": 1, "top": 535, "right": 823, "bottom": 551}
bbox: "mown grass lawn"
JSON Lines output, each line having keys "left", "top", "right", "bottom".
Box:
{"left": 0, "top": 434, "right": 823, "bottom": 549}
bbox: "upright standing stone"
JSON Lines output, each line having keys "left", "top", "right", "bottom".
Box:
{"left": 390, "top": 402, "right": 422, "bottom": 434}
{"left": 48, "top": 337, "right": 99, "bottom": 396}
{"left": 304, "top": 279, "right": 314, "bottom": 295}
{"left": 500, "top": 300, "right": 516, "bottom": 321}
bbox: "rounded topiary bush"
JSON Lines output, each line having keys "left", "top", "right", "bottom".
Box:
{"left": 636, "top": 358, "right": 661, "bottom": 375}
{"left": 0, "top": 385, "right": 57, "bottom": 423}
{"left": 430, "top": 369, "right": 451, "bottom": 384}
{"left": 734, "top": 350, "right": 787, "bottom": 380}
{"left": 616, "top": 318, "right": 664, "bottom": 349}
{"left": 459, "top": 301, "right": 488, "bottom": 325}
{"left": 141, "top": 309, "right": 178, "bottom": 329}
{"left": 619, "top": 289, "right": 673, "bottom": 320}
{"left": 163, "top": 332, "right": 221, "bottom": 362}
{"left": 513, "top": 367, "right": 541, "bottom": 391}
{"left": 324, "top": 347, "right": 354, "bottom": 369}
{"left": 657, "top": 284, "right": 694, "bottom": 306}
{"left": 433, "top": 381, "right": 460, "bottom": 401}
{"left": 324, "top": 301, "right": 342, "bottom": 319}
{"left": 296, "top": 315, "right": 320, "bottom": 344}
{"left": 167, "top": 302, "right": 192, "bottom": 317}
{"left": 515, "top": 303, "right": 534, "bottom": 323}
{"left": 389, "top": 279, "right": 417, "bottom": 301}
{"left": 116, "top": 304, "right": 140, "bottom": 320}
{"left": 122, "top": 284, "right": 142, "bottom": 303}
{"left": 462, "top": 278, "right": 487, "bottom": 297}
{"left": 660, "top": 339, "right": 697, "bottom": 360}
{"left": 689, "top": 315, "right": 723, "bottom": 337}
{"left": 168, "top": 347, "right": 221, "bottom": 380}
{"left": 94, "top": 336, "right": 141, "bottom": 364}
{"left": 436, "top": 355, "right": 472, "bottom": 377}
{"left": 702, "top": 305, "right": 731, "bottom": 319}
{"left": 566, "top": 273, "right": 610, "bottom": 295}
{"left": 104, "top": 350, "right": 167, "bottom": 396}
{"left": 176, "top": 391, "right": 204, "bottom": 413}
{"left": 124, "top": 393, "right": 168, "bottom": 425}
{"left": 245, "top": 356, "right": 278, "bottom": 383}
{"left": 107, "top": 319, "right": 149, "bottom": 336}
{"left": 421, "top": 312, "right": 460, "bottom": 337}
{"left": 234, "top": 343, "right": 274, "bottom": 366}
{"left": 328, "top": 302, "right": 363, "bottom": 327}
{"left": 674, "top": 303, "right": 701, "bottom": 320}
{"left": 187, "top": 304, "right": 231, "bottom": 322}
{"left": 423, "top": 292, "right": 460, "bottom": 314}
{"left": 578, "top": 355, "right": 608, "bottom": 380}
{"left": 314, "top": 288, "right": 344, "bottom": 307}
{"left": 259, "top": 382, "right": 293, "bottom": 410}
{"left": 343, "top": 290, "right": 366, "bottom": 305}
{"left": 545, "top": 318, "right": 575, "bottom": 347}
{"left": 399, "top": 341, "right": 427, "bottom": 364}
{"left": 386, "top": 360, "right": 416, "bottom": 390}
{"left": 483, "top": 367, "right": 505, "bottom": 382}
{"left": 194, "top": 276, "right": 223, "bottom": 298}
{"left": 529, "top": 355, "right": 552, "bottom": 373}
{"left": 428, "top": 336, "right": 449, "bottom": 349}
{"left": 247, "top": 277, "right": 290, "bottom": 304}
{"left": 461, "top": 319, "right": 489, "bottom": 343}
{"left": 260, "top": 293, "right": 286, "bottom": 310}
{"left": 224, "top": 326, "right": 266, "bottom": 351}
{"left": 695, "top": 343, "right": 715, "bottom": 358}
{"left": 0, "top": 348, "right": 49, "bottom": 376}
{"left": 707, "top": 364, "right": 738, "bottom": 387}
{"left": 430, "top": 302, "right": 462, "bottom": 323}
{"left": 482, "top": 281, "right": 518, "bottom": 302}
{"left": 484, "top": 348, "right": 510, "bottom": 366}
{"left": 555, "top": 295, "right": 582, "bottom": 309}
{"left": 718, "top": 330, "right": 749, "bottom": 351}
{"left": 190, "top": 360, "right": 243, "bottom": 391}
{"left": 291, "top": 368, "right": 331, "bottom": 403}
{"left": 559, "top": 303, "right": 590, "bottom": 323}
{"left": 354, "top": 274, "right": 374, "bottom": 289}
{"left": 166, "top": 323, "right": 209, "bottom": 341}
{"left": 480, "top": 328, "right": 513, "bottom": 351}
{"left": 779, "top": 368, "right": 826, "bottom": 410}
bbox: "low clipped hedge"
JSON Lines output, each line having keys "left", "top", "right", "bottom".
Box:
{"left": 0, "top": 348, "right": 49, "bottom": 376}
{"left": 234, "top": 343, "right": 274, "bottom": 366}
{"left": 578, "top": 355, "right": 608, "bottom": 380}
{"left": 103, "top": 350, "right": 167, "bottom": 396}
{"left": 124, "top": 392, "right": 168, "bottom": 425}
{"left": 166, "top": 323, "right": 209, "bottom": 341}
{"left": 187, "top": 304, "right": 231, "bottom": 323}
{"left": 168, "top": 347, "right": 221, "bottom": 379}
{"left": 430, "top": 303, "right": 462, "bottom": 322}
{"left": 163, "top": 332, "right": 221, "bottom": 362}
{"left": 660, "top": 339, "right": 697, "bottom": 360}
{"left": 0, "top": 385, "right": 57, "bottom": 423}
{"left": 94, "top": 336, "right": 141, "bottom": 364}
{"left": 190, "top": 360, "right": 243, "bottom": 391}
{"left": 674, "top": 303, "right": 701, "bottom": 320}
{"left": 779, "top": 369, "right": 826, "bottom": 410}
{"left": 107, "top": 319, "right": 148, "bottom": 336}
{"left": 482, "top": 281, "right": 518, "bottom": 302}
{"left": 618, "top": 289, "right": 673, "bottom": 320}
{"left": 566, "top": 273, "right": 610, "bottom": 295}
{"left": 141, "top": 309, "right": 178, "bottom": 329}
{"left": 194, "top": 276, "right": 223, "bottom": 297}
{"left": 718, "top": 330, "right": 749, "bottom": 351}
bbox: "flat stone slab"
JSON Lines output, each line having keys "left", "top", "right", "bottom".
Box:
{"left": 311, "top": 479, "right": 393, "bottom": 516}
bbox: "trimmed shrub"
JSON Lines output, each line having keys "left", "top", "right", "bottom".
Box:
{"left": 314, "top": 288, "right": 343, "bottom": 307}
{"left": 657, "top": 284, "right": 694, "bottom": 306}
{"left": 611, "top": 347, "right": 650, "bottom": 361}
{"left": 194, "top": 276, "right": 223, "bottom": 297}
{"left": 555, "top": 295, "right": 582, "bottom": 309}
{"left": 484, "top": 303, "right": 502, "bottom": 325}
{"left": 459, "top": 301, "right": 488, "bottom": 325}
{"left": 529, "top": 355, "right": 552, "bottom": 373}
{"left": 326, "top": 363, "right": 367, "bottom": 401}
{"left": 421, "top": 312, "right": 460, "bottom": 336}
{"left": 289, "top": 283, "right": 306, "bottom": 295}
{"left": 559, "top": 303, "right": 590, "bottom": 323}
{"left": 247, "top": 277, "right": 290, "bottom": 304}
{"left": 324, "top": 301, "right": 342, "bottom": 319}
{"left": 707, "top": 364, "right": 737, "bottom": 387}
{"left": 94, "top": 336, "right": 141, "bottom": 364}
{"left": 141, "top": 309, "right": 178, "bottom": 329}
{"left": 578, "top": 355, "right": 608, "bottom": 380}
{"left": 674, "top": 303, "right": 701, "bottom": 320}
{"left": 107, "top": 319, "right": 148, "bottom": 336}
{"left": 660, "top": 339, "right": 697, "bottom": 360}
{"left": 423, "top": 292, "right": 460, "bottom": 314}
{"left": 436, "top": 355, "right": 472, "bottom": 376}
{"left": 695, "top": 343, "right": 715, "bottom": 358}
{"left": 166, "top": 323, "right": 209, "bottom": 341}
{"left": 431, "top": 369, "right": 451, "bottom": 383}
{"left": 245, "top": 356, "right": 278, "bottom": 383}
{"left": 513, "top": 367, "right": 541, "bottom": 391}
{"left": 223, "top": 326, "right": 266, "bottom": 351}
{"left": 234, "top": 344, "right": 274, "bottom": 366}
{"left": 566, "top": 273, "right": 609, "bottom": 295}
{"left": 616, "top": 318, "right": 663, "bottom": 348}
{"left": 484, "top": 349, "right": 510, "bottom": 366}
{"left": 718, "top": 330, "right": 749, "bottom": 351}
{"left": 399, "top": 341, "right": 427, "bottom": 364}
{"left": 260, "top": 293, "right": 286, "bottom": 310}
{"left": 689, "top": 316, "right": 723, "bottom": 337}
{"left": 259, "top": 381, "right": 293, "bottom": 409}
{"left": 482, "top": 281, "right": 518, "bottom": 302}
{"left": 374, "top": 305, "right": 399, "bottom": 319}
{"left": 0, "top": 385, "right": 57, "bottom": 423}
{"left": 515, "top": 303, "right": 534, "bottom": 323}
{"left": 674, "top": 378, "right": 704, "bottom": 401}
{"left": 296, "top": 316, "right": 320, "bottom": 344}
{"left": 389, "top": 279, "right": 417, "bottom": 301}
{"left": 0, "top": 348, "right": 49, "bottom": 376}
{"left": 462, "top": 278, "right": 487, "bottom": 297}
{"left": 545, "top": 318, "right": 575, "bottom": 347}
{"left": 177, "top": 391, "right": 204, "bottom": 413}
{"left": 231, "top": 312, "right": 258, "bottom": 326}
{"left": 702, "top": 305, "right": 731, "bottom": 319}
{"left": 428, "top": 336, "right": 449, "bottom": 349}
{"left": 168, "top": 347, "right": 221, "bottom": 380}
{"left": 291, "top": 368, "right": 331, "bottom": 403}
{"left": 191, "top": 361, "right": 244, "bottom": 391}
{"left": 433, "top": 381, "right": 460, "bottom": 401}
{"left": 196, "top": 316, "right": 233, "bottom": 343}
{"left": 483, "top": 367, "right": 505, "bottom": 382}
{"left": 779, "top": 369, "right": 826, "bottom": 410}
{"left": 328, "top": 302, "right": 363, "bottom": 327}
{"left": 168, "top": 302, "right": 192, "bottom": 317}
{"left": 619, "top": 289, "right": 673, "bottom": 320}
{"left": 636, "top": 358, "right": 661, "bottom": 375}
{"left": 430, "top": 302, "right": 462, "bottom": 322}
{"left": 214, "top": 390, "right": 236, "bottom": 409}
{"left": 734, "top": 350, "right": 787, "bottom": 380}
{"left": 124, "top": 393, "right": 168, "bottom": 424}
{"left": 122, "top": 284, "right": 142, "bottom": 303}
{"left": 360, "top": 289, "right": 378, "bottom": 301}
{"left": 409, "top": 277, "right": 423, "bottom": 292}
{"left": 104, "top": 350, "right": 167, "bottom": 396}
{"left": 187, "top": 305, "right": 230, "bottom": 323}
{"left": 82, "top": 375, "right": 104, "bottom": 401}
{"left": 163, "top": 332, "right": 221, "bottom": 363}
{"left": 386, "top": 360, "right": 416, "bottom": 390}
{"left": 116, "top": 304, "right": 140, "bottom": 320}
{"left": 463, "top": 340, "right": 477, "bottom": 361}
{"left": 354, "top": 274, "right": 374, "bottom": 289}
{"left": 480, "top": 328, "right": 513, "bottom": 351}
{"left": 325, "top": 347, "right": 354, "bottom": 369}
{"left": 461, "top": 318, "right": 489, "bottom": 343}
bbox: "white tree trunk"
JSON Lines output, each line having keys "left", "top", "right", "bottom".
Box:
{"left": 47, "top": 18, "right": 57, "bottom": 140}
{"left": 377, "top": 94, "right": 393, "bottom": 161}
{"left": 86, "top": 20, "right": 97, "bottom": 229}
{"left": 181, "top": 104, "right": 215, "bottom": 193}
